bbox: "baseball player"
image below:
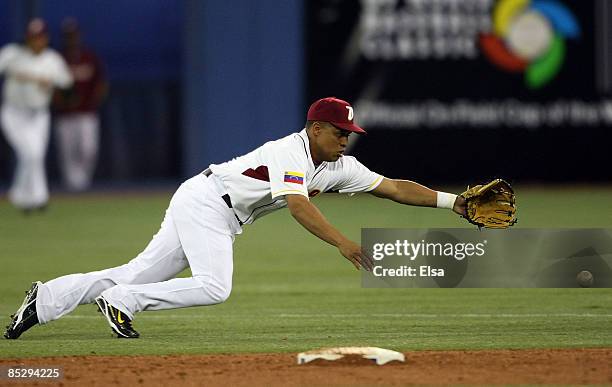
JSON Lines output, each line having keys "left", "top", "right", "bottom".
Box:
{"left": 4, "top": 97, "right": 466, "bottom": 339}
{"left": 53, "top": 18, "right": 107, "bottom": 191}
{"left": 0, "top": 18, "right": 73, "bottom": 212}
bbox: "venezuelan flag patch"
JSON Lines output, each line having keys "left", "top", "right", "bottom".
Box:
{"left": 284, "top": 171, "right": 304, "bottom": 185}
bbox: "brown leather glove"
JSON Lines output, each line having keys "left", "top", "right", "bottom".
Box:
{"left": 460, "top": 179, "right": 517, "bottom": 229}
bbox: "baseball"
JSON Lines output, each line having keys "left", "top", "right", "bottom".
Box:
{"left": 576, "top": 270, "right": 594, "bottom": 288}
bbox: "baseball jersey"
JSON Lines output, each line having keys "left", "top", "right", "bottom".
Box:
{"left": 56, "top": 47, "right": 105, "bottom": 113}
{"left": 0, "top": 44, "right": 73, "bottom": 109}
{"left": 210, "top": 129, "right": 383, "bottom": 225}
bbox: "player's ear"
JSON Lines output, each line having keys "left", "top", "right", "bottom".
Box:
{"left": 311, "top": 121, "right": 323, "bottom": 136}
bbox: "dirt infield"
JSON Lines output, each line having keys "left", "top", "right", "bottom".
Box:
{"left": 1, "top": 348, "right": 611, "bottom": 386}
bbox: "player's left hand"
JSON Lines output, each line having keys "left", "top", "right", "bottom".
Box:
{"left": 460, "top": 179, "right": 517, "bottom": 229}
{"left": 453, "top": 195, "right": 467, "bottom": 216}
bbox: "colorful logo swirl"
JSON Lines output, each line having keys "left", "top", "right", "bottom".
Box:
{"left": 480, "top": 0, "right": 580, "bottom": 89}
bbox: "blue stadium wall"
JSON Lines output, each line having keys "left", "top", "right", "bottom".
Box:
{"left": 182, "top": 0, "right": 304, "bottom": 175}
{"left": 0, "top": 0, "right": 304, "bottom": 182}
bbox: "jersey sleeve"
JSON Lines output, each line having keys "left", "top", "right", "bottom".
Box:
{"left": 334, "top": 156, "right": 383, "bottom": 194}
{"left": 267, "top": 143, "right": 309, "bottom": 199}
{"left": 51, "top": 52, "right": 73, "bottom": 88}
{"left": 0, "top": 44, "right": 18, "bottom": 74}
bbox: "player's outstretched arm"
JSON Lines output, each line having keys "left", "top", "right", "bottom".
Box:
{"left": 285, "top": 194, "right": 373, "bottom": 271}
{"left": 371, "top": 177, "right": 466, "bottom": 216}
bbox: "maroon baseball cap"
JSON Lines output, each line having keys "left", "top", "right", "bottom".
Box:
{"left": 307, "top": 97, "right": 366, "bottom": 134}
{"left": 26, "top": 18, "right": 48, "bottom": 39}
{"left": 61, "top": 17, "right": 80, "bottom": 34}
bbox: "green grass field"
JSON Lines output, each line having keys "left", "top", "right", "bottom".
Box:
{"left": 1, "top": 186, "right": 611, "bottom": 358}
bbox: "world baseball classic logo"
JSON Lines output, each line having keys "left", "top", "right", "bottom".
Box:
{"left": 480, "top": 0, "right": 580, "bottom": 89}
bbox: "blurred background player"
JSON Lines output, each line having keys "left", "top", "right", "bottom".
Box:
{"left": 53, "top": 17, "right": 107, "bottom": 191}
{"left": 0, "top": 18, "right": 73, "bottom": 212}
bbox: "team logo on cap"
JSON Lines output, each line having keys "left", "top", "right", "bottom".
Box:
{"left": 479, "top": 0, "right": 580, "bottom": 89}
{"left": 346, "top": 106, "right": 353, "bottom": 121}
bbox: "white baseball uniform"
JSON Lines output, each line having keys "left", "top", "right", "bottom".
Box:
{"left": 55, "top": 113, "right": 99, "bottom": 190}
{"left": 0, "top": 43, "right": 73, "bottom": 209}
{"left": 35, "top": 129, "right": 383, "bottom": 323}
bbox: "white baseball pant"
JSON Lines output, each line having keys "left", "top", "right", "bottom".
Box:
{"left": 35, "top": 173, "right": 241, "bottom": 323}
{"left": 55, "top": 113, "right": 99, "bottom": 191}
{"left": 1, "top": 104, "right": 50, "bottom": 209}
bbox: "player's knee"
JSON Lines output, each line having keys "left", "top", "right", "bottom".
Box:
{"left": 207, "top": 282, "right": 232, "bottom": 304}
{"left": 194, "top": 276, "right": 232, "bottom": 304}
{"left": 211, "top": 285, "right": 231, "bottom": 304}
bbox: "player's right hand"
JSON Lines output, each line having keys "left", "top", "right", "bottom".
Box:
{"left": 338, "top": 240, "right": 373, "bottom": 272}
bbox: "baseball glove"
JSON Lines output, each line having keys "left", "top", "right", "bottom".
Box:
{"left": 460, "top": 179, "right": 517, "bottom": 229}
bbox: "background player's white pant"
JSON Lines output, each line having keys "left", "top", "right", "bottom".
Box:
{"left": 55, "top": 113, "right": 99, "bottom": 191}
{"left": 1, "top": 104, "right": 51, "bottom": 209}
{"left": 35, "top": 173, "right": 240, "bottom": 323}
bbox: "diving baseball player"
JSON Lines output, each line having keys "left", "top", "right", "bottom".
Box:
{"left": 0, "top": 19, "right": 73, "bottom": 211}
{"left": 5, "top": 97, "right": 466, "bottom": 339}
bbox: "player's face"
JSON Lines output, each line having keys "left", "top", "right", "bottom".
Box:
{"left": 27, "top": 35, "right": 48, "bottom": 54}
{"left": 311, "top": 123, "right": 351, "bottom": 163}
{"left": 63, "top": 31, "right": 81, "bottom": 50}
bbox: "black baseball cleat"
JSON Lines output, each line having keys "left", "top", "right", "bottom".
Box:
{"left": 4, "top": 281, "right": 41, "bottom": 339}
{"left": 95, "top": 296, "right": 139, "bottom": 338}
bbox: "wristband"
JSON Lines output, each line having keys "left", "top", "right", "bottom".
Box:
{"left": 436, "top": 192, "right": 457, "bottom": 209}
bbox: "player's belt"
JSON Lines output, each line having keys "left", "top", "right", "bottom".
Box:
{"left": 202, "top": 168, "right": 243, "bottom": 225}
